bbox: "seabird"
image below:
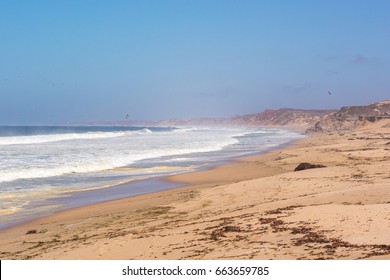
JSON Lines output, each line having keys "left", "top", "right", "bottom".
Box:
{"left": 328, "top": 91, "right": 332, "bottom": 95}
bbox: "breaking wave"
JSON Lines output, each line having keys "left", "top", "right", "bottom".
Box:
{"left": 0, "top": 129, "right": 154, "bottom": 146}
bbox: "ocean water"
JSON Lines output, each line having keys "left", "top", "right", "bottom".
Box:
{"left": 0, "top": 125, "right": 303, "bottom": 228}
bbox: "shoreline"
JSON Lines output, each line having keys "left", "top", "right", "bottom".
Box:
{"left": 0, "top": 129, "right": 303, "bottom": 231}
{"left": 0, "top": 177, "right": 185, "bottom": 230}
{"left": 1, "top": 120, "right": 390, "bottom": 259}
{"left": 0, "top": 139, "right": 299, "bottom": 231}
{"left": 0, "top": 126, "right": 302, "bottom": 231}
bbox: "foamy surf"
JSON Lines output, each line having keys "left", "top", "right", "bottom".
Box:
{"left": 0, "top": 129, "right": 156, "bottom": 146}
{"left": 0, "top": 125, "right": 303, "bottom": 228}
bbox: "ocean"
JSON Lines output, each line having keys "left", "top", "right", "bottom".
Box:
{"left": 0, "top": 125, "right": 303, "bottom": 228}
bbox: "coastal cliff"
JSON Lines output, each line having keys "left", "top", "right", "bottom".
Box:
{"left": 155, "top": 108, "right": 334, "bottom": 129}
{"left": 228, "top": 108, "right": 334, "bottom": 128}
{"left": 307, "top": 100, "right": 390, "bottom": 133}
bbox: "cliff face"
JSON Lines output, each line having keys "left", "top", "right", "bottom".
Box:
{"left": 307, "top": 100, "right": 390, "bottom": 133}
{"left": 229, "top": 108, "right": 334, "bottom": 128}
{"left": 155, "top": 108, "right": 334, "bottom": 128}
{"left": 98, "top": 100, "right": 390, "bottom": 132}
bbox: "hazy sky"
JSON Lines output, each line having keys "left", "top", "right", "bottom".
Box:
{"left": 1, "top": 0, "right": 389, "bottom": 124}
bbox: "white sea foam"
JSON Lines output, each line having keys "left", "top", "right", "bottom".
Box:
{"left": 0, "top": 130, "right": 152, "bottom": 146}
{"left": 172, "top": 127, "right": 199, "bottom": 133}
{"left": 0, "top": 127, "right": 299, "bottom": 185}
{"left": 140, "top": 128, "right": 153, "bottom": 134}
{"left": 0, "top": 126, "right": 303, "bottom": 226}
{"left": 0, "top": 128, "right": 240, "bottom": 183}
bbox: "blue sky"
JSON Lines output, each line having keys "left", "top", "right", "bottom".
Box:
{"left": 0, "top": 0, "right": 389, "bottom": 124}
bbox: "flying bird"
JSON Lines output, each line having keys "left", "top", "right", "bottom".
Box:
{"left": 328, "top": 91, "right": 332, "bottom": 95}
{"left": 125, "top": 114, "right": 129, "bottom": 119}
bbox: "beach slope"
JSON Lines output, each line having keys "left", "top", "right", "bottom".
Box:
{"left": 1, "top": 120, "right": 390, "bottom": 260}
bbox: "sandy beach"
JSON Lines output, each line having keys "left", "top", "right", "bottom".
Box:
{"left": 1, "top": 119, "right": 390, "bottom": 260}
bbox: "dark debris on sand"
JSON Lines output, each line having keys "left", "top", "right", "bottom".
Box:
{"left": 294, "top": 163, "right": 327, "bottom": 172}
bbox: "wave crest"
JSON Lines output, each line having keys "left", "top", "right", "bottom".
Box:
{"left": 0, "top": 129, "right": 154, "bottom": 146}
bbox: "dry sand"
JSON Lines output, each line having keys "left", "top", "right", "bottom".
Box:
{"left": 1, "top": 120, "right": 390, "bottom": 260}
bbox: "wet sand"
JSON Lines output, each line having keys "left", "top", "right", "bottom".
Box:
{"left": 1, "top": 120, "right": 390, "bottom": 260}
